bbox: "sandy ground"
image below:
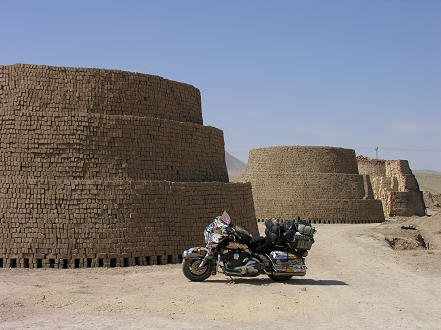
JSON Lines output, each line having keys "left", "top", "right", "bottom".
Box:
{"left": 1, "top": 220, "right": 441, "bottom": 329}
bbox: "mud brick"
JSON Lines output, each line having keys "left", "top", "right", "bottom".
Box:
{"left": 0, "top": 64, "right": 257, "bottom": 268}
{"left": 357, "top": 156, "right": 425, "bottom": 217}
{"left": 238, "top": 146, "right": 385, "bottom": 224}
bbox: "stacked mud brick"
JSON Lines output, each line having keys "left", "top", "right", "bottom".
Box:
{"left": 357, "top": 156, "right": 425, "bottom": 217}
{"left": 238, "top": 146, "right": 385, "bottom": 224}
{"left": 0, "top": 64, "right": 257, "bottom": 269}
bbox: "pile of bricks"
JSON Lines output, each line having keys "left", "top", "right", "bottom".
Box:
{"left": 238, "top": 146, "right": 385, "bottom": 224}
{"left": 0, "top": 64, "right": 258, "bottom": 268}
{"left": 357, "top": 156, "right": 425, "bottom": 217}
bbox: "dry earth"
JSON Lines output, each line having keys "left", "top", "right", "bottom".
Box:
{"left": 414, "top": 171, "right": 441, "bottom": 195}
{"left": 1, "top": 217, "right": 441, "bottom": 330}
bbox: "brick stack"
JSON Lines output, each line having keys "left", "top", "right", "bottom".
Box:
{"left": 0, "top": 64, "right": 257, "bottom": 269}
{"left": 238, "top": 146, "right": 385, "bottom": 224}
{"left": 357, "top": 156, "right": 425, "bottom": 217}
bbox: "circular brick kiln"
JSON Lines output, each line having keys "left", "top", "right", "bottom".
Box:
{"left": 238, "top": 146, "right": 385, "bottom": 224}
{"left": 0, "top": 64, "right": 257, "bottom": 269}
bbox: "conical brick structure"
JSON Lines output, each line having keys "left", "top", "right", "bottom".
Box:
{"left": 0, "top": 64, "right": 257, "bottom": 269}
{"left": 238, "top": 146, "right": 384, "bottom": 224}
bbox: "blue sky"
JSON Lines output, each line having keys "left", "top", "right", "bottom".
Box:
{"left": 2, "top": 1, "right": 440, "bottom": 170}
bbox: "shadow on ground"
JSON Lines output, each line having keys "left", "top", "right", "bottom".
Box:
{"left": 204, "top": 278, "right": 348, "bottom": 286}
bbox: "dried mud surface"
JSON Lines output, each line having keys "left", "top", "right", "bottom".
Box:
{"left": 1, "top": 220, "right": 441, "bottom": 329}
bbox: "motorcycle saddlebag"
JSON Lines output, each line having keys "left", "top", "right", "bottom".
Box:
{"left": 291, "top": 233, "right": 314, "bottom": 250}
{"left": 268, "top": 251, "right": 306, "bottom": 275}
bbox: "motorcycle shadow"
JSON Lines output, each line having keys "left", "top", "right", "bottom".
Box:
{"left": 206, "top": 278, "right": 348, "bottom": 286}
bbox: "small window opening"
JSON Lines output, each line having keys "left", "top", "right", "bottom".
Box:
{"left": 37, "top": 259, "right": 43, "bottom": 268}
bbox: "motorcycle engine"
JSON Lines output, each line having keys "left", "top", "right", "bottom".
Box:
{"left": 222, "top": 247, "right": 262, "bottom": 276}
{"left": 222, "top": 249, "right": 249, "bottom": 270}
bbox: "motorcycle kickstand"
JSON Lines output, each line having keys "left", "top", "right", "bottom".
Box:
{"left": 226, "top": 275, "right": 235, "bottom": 284}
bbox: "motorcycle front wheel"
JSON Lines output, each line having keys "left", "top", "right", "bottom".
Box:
{"left": 267, "top": 274, "right": 293, "bottom": 282}
{"left": 182, "top": 259, "right": 212, "bottom": 282}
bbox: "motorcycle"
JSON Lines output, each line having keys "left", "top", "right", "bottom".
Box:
{"left": 182, "top": 211, "right": 316, "bottom": 282}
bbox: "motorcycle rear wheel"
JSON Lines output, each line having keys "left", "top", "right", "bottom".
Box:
{"left": 267, "top": 274, "right": 293, "bottom": 282}
{"left": 182, "top": 259, "right": 211, "bottom": 282}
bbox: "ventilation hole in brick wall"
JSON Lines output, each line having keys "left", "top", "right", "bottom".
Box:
{"left": 110, "top": 258, "right": 117, "bottom": 267}
{"left": 74, "top": 259, "right": 80, "bottom": 269}
{"left": 87, "top": 258, "right": 92, "bottom": 268}
{"left": 49, "top": 259, "right": 55, "bottom": 268}
{"left": 0, "top": 258, "right": 3, "bottom": 268}
{"left": 10, "top": 259, "right": 17, "bottom": 268}
{"left": 313, "top": 220, "right": 316, "bottom": 224}
{"left": 37, "top": 259, "right": 43, "bottom": 268}
{"left": 157, "top": 256, "right": 162, "bottom": 265}
{"left": 98, "top": 258, "right": 104, "bottom": 267}
{"left": 146, "top": 256, "right": 152, "bottom": 265}
{"left": 123, "top": 258, "right": 129, "bottom": 267}
{"left": 134, "top": 257, "right": 140, "bottom": 266}
{"left": 178, "top": 254, "right": 183, "bottom": 263}
{"left": 63, "top": 259, "right": 68, "bottom": 269}
{"left": 167, "top": 255, "right": 173, "bottom": 264}
{"left": 24, "top": 258, "right": 29, "bottom": 268}
{"left": 144, "top": 96, "right": 148, "bottom": 101}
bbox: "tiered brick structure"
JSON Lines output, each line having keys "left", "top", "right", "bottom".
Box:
{"left": 357, "top": 156, "right": 425, "bottom": 217}
{"left": 0, "top": 64, "right": 257, "bottom": 269}
{"left": 238, "top": 146, "right": 385, "bottom": 224}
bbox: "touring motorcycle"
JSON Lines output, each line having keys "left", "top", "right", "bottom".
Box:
{"left": 182, "top": 211, "right": 316, "bottom": 282}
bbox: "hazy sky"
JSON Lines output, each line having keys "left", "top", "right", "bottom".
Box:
{"left": 2, "top": 1, "right": 440, "bottom": 170}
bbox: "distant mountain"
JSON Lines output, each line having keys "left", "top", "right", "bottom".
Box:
{"left": 225, "top": 151, "right": 247, "bottom": 180}
{"left": 414, "top": 170, "right": 441, "bottom": 176}
{"left": 414, "top": 170, "right": 441, "bottom": 195}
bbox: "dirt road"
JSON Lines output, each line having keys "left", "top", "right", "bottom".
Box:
{"left": 1, "top": 223, "right": 440, "bottom": 329}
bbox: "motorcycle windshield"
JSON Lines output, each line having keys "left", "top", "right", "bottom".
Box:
{"left": 221, "top": 211, "right": 231, "bottom": 226}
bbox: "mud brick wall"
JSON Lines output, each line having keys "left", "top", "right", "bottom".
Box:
{"left": 0, "top": 179, "right": 257, "bottom": 269}
{"left": 0, "top": 64, "right": 202, "bottom": 124}
{"left": 0, "top": 64, "right": 258, "bottom": 268}
{"left": 238, "top": 146, "right": 385, "bottom": 224}
{"left": 0, "top": 111, "right": 228, "bottom": 182}
{"left": 357, "top": 156, "right": 425, "bottom": 217}
{"left": 244, "top": 146, "right": 359, "bottom": 174}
